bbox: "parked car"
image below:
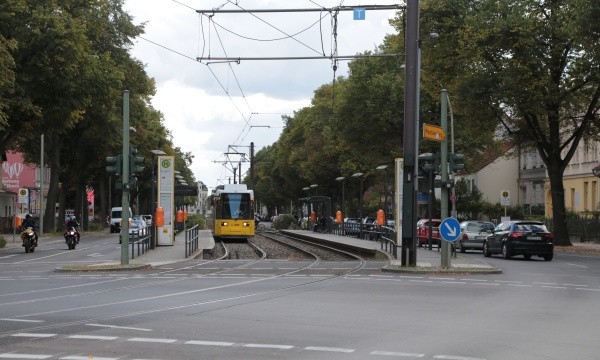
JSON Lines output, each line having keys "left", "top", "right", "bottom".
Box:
{"left": 457, "top": 220, "right": 495, "bottom": 253}
{"left": 141, "top": 214, "right": 153, "bottom": 226}
{"left": 344, "top": 218, "right": 362, "bottom": 236}
{"left": 483, "top": 220, "right": 554, "bottom": 261}
{"left": 129, "top": 219, "right": 148, "bottom": 237}
{"left": 416, "top": 218, "right": 441, "bottom": 247}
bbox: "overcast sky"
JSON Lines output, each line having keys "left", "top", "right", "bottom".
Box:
{"left": 122, "top": 0, "right": 401, "bottom": 191}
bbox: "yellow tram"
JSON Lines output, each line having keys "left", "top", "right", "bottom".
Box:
{"left": 211, "top": 184, "right": 255, "bottom": 241}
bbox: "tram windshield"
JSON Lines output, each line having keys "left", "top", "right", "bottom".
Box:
{"left": 218, "top": 193, "right": 253, "bottom": 220}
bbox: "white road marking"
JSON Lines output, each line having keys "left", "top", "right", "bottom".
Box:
{"left": 127, "top": 337, "right": 177, "bottom": 344}
{"left": 541, "top": 285, "right": 567, "bottom": 289}
{"left": 0, "top": 319, "right": 43, "bottom": 323}
{"left": 11, "top": 333, "right": 56, "bottom": 338}
{"left": 304, "top": 346, "right": 355, "bottom": 353}
{"left": 60, "top": 356, "right": 118, "bottom": 360}
{"left": 67, "top": 335, "right": 118, "bottom": 340}
{"left": 87, "top": 253, "right": 105, "bottom": 258}
{"left": 434, "top": 355, "right": 486, "bottom": 360}
{"left": 86, "top": 323, "right": 152, "bottom": 332}
{"left": 565, "top": 263, "right": 588, "bottom": 268}
{"left": 0, "top": 354, "right": 52, "bottom": 359}
{"left": 371, "top": 350, "right": 425, "bottom": 357}
{"left": 243, "top": 343, "right": 294, "bottom": 350}
{"left": 185, "top": 340, "right": 234, "bottom": 346}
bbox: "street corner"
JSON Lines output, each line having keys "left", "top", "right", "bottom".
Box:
{"left": 381, "top": 260, "right": 502, "bottom": 275}
{"left": 55, "top": 262, "right": 152, "bottom": 272}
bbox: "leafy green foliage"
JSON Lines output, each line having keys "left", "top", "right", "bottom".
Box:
{"left": 272, "top": 214, "right": 298, "bottom": 230}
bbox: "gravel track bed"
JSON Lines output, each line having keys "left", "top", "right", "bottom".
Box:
{"left": 258, "top": 232, "right": 358, "bottom": 261}
{"left": 202, "top": 232, "right": 360, "bottom": 261}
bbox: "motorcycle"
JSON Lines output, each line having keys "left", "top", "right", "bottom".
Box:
{"left": 64, "top": 226, "right": 78, "bottom": 250}
{"left": 21, "top": 227, "right": 38, "bottom": 253}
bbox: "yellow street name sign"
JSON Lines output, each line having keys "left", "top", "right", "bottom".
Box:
{"left": 423, "top": 123, "right": 446, "bottom": 142}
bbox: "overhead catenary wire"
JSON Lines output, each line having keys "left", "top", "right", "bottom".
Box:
{"left": 148, "top": 1, "right": 404, "bottom": 187}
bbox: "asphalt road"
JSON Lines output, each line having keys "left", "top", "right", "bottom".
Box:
{"left": 0, "top": 233, "right": 599, "bottom": 360}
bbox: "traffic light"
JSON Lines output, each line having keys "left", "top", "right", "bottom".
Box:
{"left": 106, "top": 155, "right": 122, "bottom": 176}
{"left": 106, "top": 155, "right": 123, "bottom": 189}
{"left": 419, "top": 152, "right": 440, "bottom": 173}
{"left": 449, "top": 153, "right": 465, "bottom": 173}
{"left": 129, "top": 147, "right": 145, "bottom": 176}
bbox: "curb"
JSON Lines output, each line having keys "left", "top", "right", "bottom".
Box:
{"left": 381, "top": 264, "right": 502, "bottom": 275}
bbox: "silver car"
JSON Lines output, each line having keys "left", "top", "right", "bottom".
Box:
{"left": 457, "top": 221, "right": 495, "bottom": 252}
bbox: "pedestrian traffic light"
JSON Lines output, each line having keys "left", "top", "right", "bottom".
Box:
{"left": 129, "top": 147, "right": 145, "bottom": 176}
{"left": 449, "top": 153, "right": 465, "bottom": 173}
{"left": 106, "top": 155, "right": 122, "bottom": 176}
{"left": 419, "top": 152, "right": 440, "bottom": 173}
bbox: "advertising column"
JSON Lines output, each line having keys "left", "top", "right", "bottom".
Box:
{"left": 157, "top": 156, "right": 174, "bottom": 246}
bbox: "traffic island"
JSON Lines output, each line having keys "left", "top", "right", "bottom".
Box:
{"left": 382, "top": 261, "right": 502, "bottom": 275}
{"left": 56, "top": 263, "right": 152, "bottom": 272}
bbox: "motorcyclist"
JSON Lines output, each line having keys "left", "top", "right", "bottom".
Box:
{"left": 20, "top": 214, "right": 38, "bottom": 247}
{"left": 65, "top": 216, "right": 81, "bottom": 243}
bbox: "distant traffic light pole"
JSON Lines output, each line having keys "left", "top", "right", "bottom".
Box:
{"left": 120, "top": 91, "right": 131, "bottom": 265}
{"left": 441, "top": 89, "right": 451, "bottom": 268}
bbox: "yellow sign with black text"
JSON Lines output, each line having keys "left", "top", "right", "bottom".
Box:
{"left": 423, "top": 123, "right": 446, "bottom": 142}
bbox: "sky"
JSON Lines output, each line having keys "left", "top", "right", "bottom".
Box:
{"left": 122, "top": 0, "right": 402, "bottom": 191}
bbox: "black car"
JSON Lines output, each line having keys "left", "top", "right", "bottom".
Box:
{"left": 483, "top": 220, "right": 554, "bottom": 261}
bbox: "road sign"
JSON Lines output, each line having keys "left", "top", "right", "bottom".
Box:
{"left": 440, "top": 217, "right": 461, "bottom": 242}
{"left": 423, "top": 123, "right": 446, "bottom": 142}
{"left": 353, "top": 8, "right": 365, "bottom": 20}
{"left": 500, "top": 190, "right": 510, "bottom": 206}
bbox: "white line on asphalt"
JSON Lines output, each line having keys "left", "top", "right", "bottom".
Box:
{"left": 243, "top": 343, "right": 295, "bottom": 350}
{"left": 533, "top": 282, "right": 557, "bottom": 285}
{"left": 565, "top": 263, "right": 588, "bottom": 268}
{"left": 458, "top": 279, "right": 489, "bottom": 282}
{"left": 67, "top": 335, "right": 118, "bottom": 340}
{"left": 127, "top": 337, "right": 177, "bottom": 344}
{"left": 409, "top": 280, "right": 434, "bottom": 283}
{"left": 541, "top": 285, "right": 567, "bottom": 289}
{"left": 0, "top": 354, "right": 52, "bottom": 359}
{"left": 86, "top": 323, "right": 152, "bottom": 332}
{"left": 434, "top": 355, "right": 486, "bottom": 360}
{"left": 60, "top": 356, "right": 118, "bottom": 360}
{"left": 11, "top": 333, "right": 56, "bottom": 338}
{"left": 440, "top": 281, "right": 468, "bottom": 284}
{"left": 185, "top": 340, "right": 234, "bottom": 346}
{"left": 305, "top": 346, "right": 355, "bottom": 353}
{"left": 506, "top": 284, "right": 532, "bottom": 287}
{"left": 472, "top": 283, "right": 500, "bottom": 286}
{"left": 0, "top": 318, "right": 44, "bottom": 323}
{"left": 563, "top": 283, "right": 588, "bottom": 287}
{"left": 576, "top": 287, "right": 600, "bottom": 292}
{"left": 371, "top": 350, "right": 425, "bottom": 357}
{"left": 494, "top": 280, "right": 523, "bottom": 283}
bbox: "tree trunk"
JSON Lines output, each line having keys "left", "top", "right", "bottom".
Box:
{"left": 43, "top": 137, "right": 61, "bottom": 233}
{"left": 548, "top": 164, "right": 571, "bottom": 246}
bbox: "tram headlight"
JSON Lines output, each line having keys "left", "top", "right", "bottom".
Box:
{"left": 221, "top": 221, "right": 228, "bottom": 226}
{"left": 243, "top": 222, "right": 250, "bottom": 227}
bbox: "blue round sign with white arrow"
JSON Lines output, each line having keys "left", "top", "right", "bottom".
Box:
{"left": 440, "top": 217, "right": 461, "bottom": 242}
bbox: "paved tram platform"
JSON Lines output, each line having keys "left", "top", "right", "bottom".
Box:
{"left": 280, "top": 229, "right": 502, "bottom": 274}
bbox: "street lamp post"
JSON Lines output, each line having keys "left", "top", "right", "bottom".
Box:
{"left": 376, "top": 165, "right": 388, "bottom": 218}
{"left": 309, "top": 184, "right": 318, "bottom": 196}
{"left": 351, "top": 172, "right": 364, "bottom": 220}
{"left": 336, "top": 176, "right": 345, "bottom": 235}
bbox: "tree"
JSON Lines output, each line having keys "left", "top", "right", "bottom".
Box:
{"left": 409, "top": 0, "right": 600, "bottom": 245}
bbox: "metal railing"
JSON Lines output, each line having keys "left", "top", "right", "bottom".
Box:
{"left": 331, "top": 222, "right": 399, "bottom": 259}
{"left": 129, "top": 229, "right": 151, "bottom": 259}
{"left": 185, "top": 224, "right": 200, "bottom": 258}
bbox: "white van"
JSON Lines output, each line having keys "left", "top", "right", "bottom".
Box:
{"left": 109, "top": 207, "right": 133, "bottom": 233}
